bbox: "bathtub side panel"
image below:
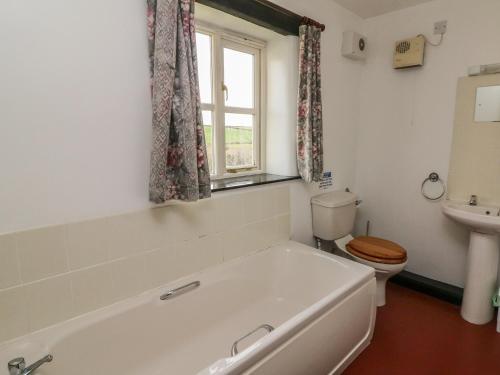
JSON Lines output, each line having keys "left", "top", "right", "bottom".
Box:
{"left": 240, "top": 278, "right": 377, "bottom": 375}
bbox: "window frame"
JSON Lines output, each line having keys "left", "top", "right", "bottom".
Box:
{"left": 196, "top": 23, "right": 266, "bottom": 180}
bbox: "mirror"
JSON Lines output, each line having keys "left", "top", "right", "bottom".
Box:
{"left": 474, "top": 85, "right": 500, "bottom": 122}
{"left": 447, "top": 74, "right": 500, "bottom": 205}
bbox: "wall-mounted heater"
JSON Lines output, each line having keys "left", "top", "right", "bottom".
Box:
{"left": 393, "top": 35, "right": 425, "bottom": 69}
{"left": 468, "top": 63, "right": 500, "bottom": 76}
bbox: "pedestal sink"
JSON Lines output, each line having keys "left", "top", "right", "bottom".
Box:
{"left": 442, "top": 201, "right": 500, "bottom": 324}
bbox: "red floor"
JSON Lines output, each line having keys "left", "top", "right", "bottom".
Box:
{"left": 344, "top": 284, "right": 500, "bottom": 375}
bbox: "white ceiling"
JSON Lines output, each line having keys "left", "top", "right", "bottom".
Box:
{"left": 333, "top": 0, "right": 435, "bottom": 19}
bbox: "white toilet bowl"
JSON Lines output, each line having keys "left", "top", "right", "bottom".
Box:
{"left": 311, "top": 191, "right": 408, "bottom": 307}
{"left": 335, "top": 235, "right": 407, "bottom": 307}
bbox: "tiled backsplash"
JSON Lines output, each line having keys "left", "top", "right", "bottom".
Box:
{"left": 0, "top": 185, "right": 290, "bottom": 344}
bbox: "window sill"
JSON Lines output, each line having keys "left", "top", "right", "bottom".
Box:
{"left": 211, "top": 169, "right": 265, "bottom": 181}
{"left": 211, "top": 173, "right": 301, "bottom": 193}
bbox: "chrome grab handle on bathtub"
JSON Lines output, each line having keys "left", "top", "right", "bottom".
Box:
{"left": 231, "top": 324, "right": 275, "bottom": 356}
{"left": 160, "top": 281, "right": 200, "bottom": 300}
{"left": 8, "top": 355, "right": 53, "bottom": 375}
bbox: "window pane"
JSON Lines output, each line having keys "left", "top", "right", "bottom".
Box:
{"left": 202, "top": 110, "right": 214, "bottom": 173}
{"left": 225, "top": 113, "right": 254, "bottom": 169}
{"left": 196, "top": 33, "right": 212, "bottom": 104}
{"left": 223, "top": 48, "right": 254, "bottom": 108}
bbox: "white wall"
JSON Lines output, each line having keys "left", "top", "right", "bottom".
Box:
{"left": 3, "top": 0, "right": 495, "bottom": 288}
{"left": 354, "top": 0, "right": 500, "bottom": 286}
{"left": 266, "top": 35, "right": 300, "bottom": 177}
{"left": 0, "top": 0, "right": 152, "bottom": 234}
{"left": 0, "top": 0, "right": 364, "bottom": 252}
{"left": 272, "top": 0, "right": 365, "bottom": 246}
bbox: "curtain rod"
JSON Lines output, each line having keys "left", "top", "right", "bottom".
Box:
{"left": 300, "top": 17, "right": 326, "bottom": 32}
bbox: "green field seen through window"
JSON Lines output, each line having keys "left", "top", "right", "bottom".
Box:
{"left": 204, "top": 125, "right": 254, "bottom": 169}
{"left": 203, "top": 125, "right": 252, "bottom": 144}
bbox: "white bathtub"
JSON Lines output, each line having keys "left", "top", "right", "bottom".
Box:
{"left": 0, "top": 241, "right": 376, "bottom": 375}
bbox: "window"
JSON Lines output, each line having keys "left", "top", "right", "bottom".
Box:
{"left": 196, "top": 26, "right": 264, "bottom": 178}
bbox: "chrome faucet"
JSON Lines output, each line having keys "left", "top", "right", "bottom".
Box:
{"left": 469, "top": 195, "right": 478, "bottom": 206}
{"left": 8, "top": 355, "right": 53, "bottom": 375}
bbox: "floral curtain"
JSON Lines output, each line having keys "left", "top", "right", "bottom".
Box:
{"left": 297, "top": 24, "right": 323, "bottom": 183}
{"left": 147, "top": 0, "right": 211, "bottom": 203}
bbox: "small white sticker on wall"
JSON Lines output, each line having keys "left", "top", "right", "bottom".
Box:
{"left": 319, "top": 171, "right": 333, "bottom": 190}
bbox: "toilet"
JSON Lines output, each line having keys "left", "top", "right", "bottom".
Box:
{"left": 311, "top": 191, "right": 407, "bottom": 307}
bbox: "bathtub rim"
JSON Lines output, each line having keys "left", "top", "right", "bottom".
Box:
{"left": 200, "top": 277, "right": 376, "bottom": 375}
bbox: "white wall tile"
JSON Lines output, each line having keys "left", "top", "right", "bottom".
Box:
{"left": 71, "top": 264, "right": 114, "bottom": 315}
{"left": 0, "top": 185, "right": 292, "bottom": 344}
{"left": 274, "top": 214, "right": 291, "bottom": 244}
{"left": 215, "top": 194, "right": 244, "bottom": 232}
{"left": 193, "top": 199, "right": 219, "bottom": 237}
{"left": 262, "top": 189, "right": 277, "bottom": 218}
{"left": 174, "top": 240, "right": 200, "bottom": 277}
{"left": 110, "top": 255, "right": 148, "bottom": 301}
{"left": 159, "top": 205, "right": 198, "bottom": 243}
{"left": 0, "top": 286, "right": 29, "bottom": 343}
{"left": 220, "top": 228, "right": 247, "bottom": 262}
{"left": 244, "top": 218, "right": 276, "bottom": 252}
{"left": 137, "top": 209, "right": 170, "bottom": 252}
{"left": 192, "top": 234, "right": 223, "bottom": 271}
{"left": 24, "top": 275, "right": 75, "bottom": 332}
{"left": 243, "top": 189, "right": 274, "bottom": 224}
{"left": 173, "top": 234, "right": 223, "bottom": 277}
{"left": 0, "top": 234, "right": 21, "bottom": 289}
{"left": 243, "top": 190, "right": 262, "bottom": 224}
{"left": 16, "top": 226, "right": 68, "bottom": 283}
{"left": 107, "top": 213, "right": 147, "bottom": 260}
{"left": 172, "top": 200, "right": 218, "bottom": 239}
{"left": 67, "top": 218, "right": 108, "bottom": 270}
{"left": 273, "top": 186, "right": 290, "bottom": 216}
{"left": 144, "top": 245, "right": 178, "bottom": 289}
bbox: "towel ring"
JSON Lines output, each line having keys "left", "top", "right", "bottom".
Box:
{"left": 421, "top": 172, "right": 446, "bottom": 201}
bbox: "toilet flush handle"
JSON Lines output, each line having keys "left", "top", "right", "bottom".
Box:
{"left": 345, "top": 188, "right": 362, "bottom": 206}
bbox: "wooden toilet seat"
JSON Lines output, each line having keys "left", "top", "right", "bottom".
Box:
{"left": 346, "top": 236, "right": 407, "bottom": 265}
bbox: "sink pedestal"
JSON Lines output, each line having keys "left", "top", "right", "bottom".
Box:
{"left": 461, "top": 231, "right": 499, "bottom": 325}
